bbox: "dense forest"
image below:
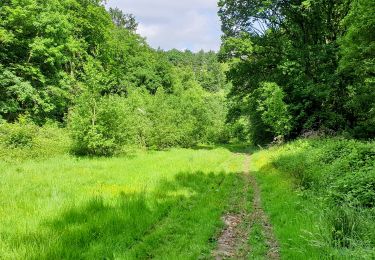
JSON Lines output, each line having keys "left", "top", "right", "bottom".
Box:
{"left": 1, "top": 0, "right": 374, "bottom": 149}
{"left": 0, "top": 0, "right": 374, "bottom": 259}
{"left": 219, "top": 0, "right": 374, "bottom": 143}
{"left": 0, "top": 0, "right": 232, "bottom": 155}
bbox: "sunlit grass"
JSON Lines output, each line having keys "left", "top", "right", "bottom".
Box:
{"left": 0, "top": 148, "right": 245, "bottom": 259}
{"left": 250, "top": 139, "right": 375, "bottom": 260}
{"left": 250, "top": 149, "right": 329, "bottom": 259}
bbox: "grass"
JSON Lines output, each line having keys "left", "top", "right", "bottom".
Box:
{"left": 250, "top": 153, "right": 324, "bottom": 259}
{"left": 247, "top": 221, "right": 268, "bottom": 260}
{"left": 0, "top": 147, "right": 246, "bottom": 259}
{"left": 1, "top": 124, "right": 373, "bottom": 260}
{"left": 250, "top": 138, "right": 375, "bottom": 259}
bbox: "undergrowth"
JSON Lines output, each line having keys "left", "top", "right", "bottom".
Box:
{"left": 252, "top": 137, "right": 375, "bottom": 259}
{"left": 0, "top": 121, "right": 70, "bottom": 162}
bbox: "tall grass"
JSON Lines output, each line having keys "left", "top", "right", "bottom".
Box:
{"left": 251, "top": 138, "right": 375, "bottom": 259}
{"left": 0, "top": 146, "right": 245, "bottom": 259}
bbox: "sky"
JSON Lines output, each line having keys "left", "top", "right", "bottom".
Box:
{"left": 106, "top": 0, "right": 222, "bottom": 52}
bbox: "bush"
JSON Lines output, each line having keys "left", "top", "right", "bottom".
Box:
{"left": 68, "top": 80, "right": 228, "bottom": 155}
{"left": 0, "top": 120, "right": 70, "bottom": 161}
{"left": 125, "top": 85, "right": 227, "bottom": 149}
{"left": 331, "top": 170, "right": 375, "bottom": 207}
{"left": 3, "top": 123, "right": 37, "bottom": 148}
{"left": 272, "top": 138, "right": 375, "bottom": 206}
{"left": 68, "top": 94, "right": 127, "bottom": 156}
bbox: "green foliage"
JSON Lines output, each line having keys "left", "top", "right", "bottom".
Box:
{"left": 219, "top": 0, "right": 374, "bottom": 143}
{"left": 67, "top": 57, "right": 125, "bottom": 156}
{"left": 1, "top": 119, "right": 37, "bottom": 148}
{"left": 273, "top": 138, "right": 375, "bottom": 252}
{"left": 109, "top": 7, "right": 138, "bottom": 32}
{"left": 163, "top": 49, "right": 228, "bottom": 92}
{"left": 0, "top": 0, "right": 107, "bottom": 121}
{"left": 68, "top": 82, "right": 228, "bottom": 155}
{"left": 227, "top": 117, "right": 249, "bottom": 142}
{"left": 339, "top": 0, "right": 375, "bottom": 138}
{"left": 68, "top": 95, "right": 126, "bottom": 156}
{"left": 340, "top": 0, "right": 375, "bottom": 79}
{"left": 0, "top": 0, "right": 231, "bottom": 151}
{"left": 0, "top": 0, "right": 178, "bottom": 123}
{"left": 272, "top": 138, "right": 375, "bottom": 208}
{"left": 252, "top": 138, "right": 375, "bottom": 258}
{"left": 332, "top": 171, "right": 375, "bottom": 208}
{"left": 256, "top": 82, "right": 291, "bottom": 137}
{"left": 0, "top": 120, "right": 70, "bottom": 161}
{"left": 0, "top": 65, "right": 42, "bottom": 122}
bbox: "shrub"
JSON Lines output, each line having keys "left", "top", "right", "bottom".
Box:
{"left": 331, "top": 170, "right": 375, "bottom": 208}
{"left": 147, "top": 88, "right": 182, "bottom": 149}
{"left": 119, "top": 88, "right": 152, "bottom": 148}
{"left": 122, "top": 85, "right": 227, "bottom": 150}
{"left": 0, "top": 115, "right": 36, "bottom": 148}
{"left": 0, "top": 120, "right": 70, "bottom": 161}
{"left": 265, "top": 137, "right": 375, "bottom": 253}
{"left": 68, "top": 95, "right": 127, "bottom": 156}
{"left": 68, "top": 80, "right": 228, "bottom": 155}
{"left": 272, "top": 138, "right": 375, "bottom": 201}
{"left": 4, "top": 124, "right": 36, "bottom": 148}
{"left": 274, "top": 152, "right": 314, "bottom": 188}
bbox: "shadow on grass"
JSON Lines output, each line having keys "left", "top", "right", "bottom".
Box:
{"left": 20, "top": 171, "right": 243, "bottom": 259}
{"left": 193, "top": 143, "right": 257, "bottom": 154}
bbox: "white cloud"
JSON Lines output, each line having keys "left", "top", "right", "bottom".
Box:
{"left": 106, "top": 0, "right": 222, "bottom": 52}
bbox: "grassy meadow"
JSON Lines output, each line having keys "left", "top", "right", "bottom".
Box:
{"left": 0, "top": 124, "right": 374, "bottom": 259}
{"left": 0, "top": 147, "right": 246, "bottom": 259}
{"left": 0, "top": 0, "right": 374, "bottom": 258}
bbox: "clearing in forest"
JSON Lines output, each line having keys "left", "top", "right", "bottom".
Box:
{"left": 1, "top": 147, "right": 283, "bottom": 259}
{"left": 0, "top": 148, "right": 250, "bottom": 259}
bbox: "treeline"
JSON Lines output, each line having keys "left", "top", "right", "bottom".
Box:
{"left": 2, "top": 0, "right": 373, "bottom": 154}
{"left": 218, "top": 0, "right": 374, "bottom": 144}
{"left": 0, "top": 0, "right": 229, "bottom": 155}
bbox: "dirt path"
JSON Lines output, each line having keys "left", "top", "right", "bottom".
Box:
{"left": 212, "top": 154, "right": 280, "bottom": 259}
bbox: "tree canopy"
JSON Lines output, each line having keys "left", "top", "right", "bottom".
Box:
{"left": 219, "top": 0, "right": 374, "bottom": 143}
{"left": 0, "top": 0, "right": 373, "bottom": 150}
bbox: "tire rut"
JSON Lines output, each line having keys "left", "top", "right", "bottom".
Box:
{"left": 247, "top": 173, "right": 280, "bottom": 259}
{"left": 212, "top": 154, "right": 280, "bottom": 259}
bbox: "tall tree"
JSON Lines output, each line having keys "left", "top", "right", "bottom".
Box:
{"left": 0, "top": 1, "right": 173, "bottom": 122}
{"left": 339, "top": 0, "right": 375, "bottom": 137}
{"left": 218, "top": 0, "right": 364, "bottom": 143}
{"left": 109, "top": 7, "right": 138, "bottom": 32}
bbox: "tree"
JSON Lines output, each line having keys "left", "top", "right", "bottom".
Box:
{"left": 68, "top": 59, "right": 125, "bottom": 156}
{"left": 339, "top": 0, "right": 375, "bottom": 138}
{"left": 109, "top": 7, "right": 138, "bottom": 32}
{"left": 163, "top": 49, "right": 228, "bottom": 92}
{"left": 217, "top": 0, "right": 367, "bottom": 143}
{"left": 0, "top": 0, "right": 111, "bottom": 122}
{"left": 0, "top": 0, "right": 175, "bottom": 123}
{"left": 256, "top": 82, "right": 291, "bottom": 137}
